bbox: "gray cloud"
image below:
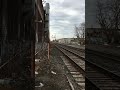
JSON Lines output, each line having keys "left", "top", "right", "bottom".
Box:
{"left": 45, "top": 0, "right": 85, "bottom": 40}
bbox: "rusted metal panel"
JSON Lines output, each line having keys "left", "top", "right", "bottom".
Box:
{"left": 35, "top": 0, "right": 44, "bottom": 21}
{"left": 35, "top": 7, "right": 44, "bottom": 42}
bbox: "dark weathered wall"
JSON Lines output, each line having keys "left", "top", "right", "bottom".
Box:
{"left": 0, "top": 0, "right": 36, "bottom": 89}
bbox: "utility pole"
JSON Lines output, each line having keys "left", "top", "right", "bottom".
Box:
{"left": 44, "top": 3, "right": 50, "bottom": 60}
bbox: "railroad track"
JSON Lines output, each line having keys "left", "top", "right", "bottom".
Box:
{"left": 57, "top": 44, "right": 84, "bottom": 52}
{"left": 55, "top": 44, "right": 120, "bottom": 90}
{"left": 86, "top": 62, "right": 120, "bottom": 90}
{"left": 56, "top": 44, "right": 85, "bottom": 59}
{"left": 55, "top": 44, "right": 85, "bottom": 90}
{"left": 86, "top": 49, "right": 120, "bottom": 81}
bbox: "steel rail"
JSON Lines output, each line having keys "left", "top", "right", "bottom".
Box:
{"left": 55, "top": 44, "right": 120, "bottom": 90}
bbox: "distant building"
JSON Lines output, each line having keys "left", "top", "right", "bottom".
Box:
{"left": 57, "top": 38, "right": 74, "bottom": 44}
{"left": 79, "top": 38, "right": 85, "bottom": 45}
{"left": 57, "top": 38, "right": 85, "bottom": 45}
{"left": 86, "top": 28, "right": 120, "bottom": 44}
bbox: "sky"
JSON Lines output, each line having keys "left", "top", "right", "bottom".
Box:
{"left": 44, "top": 0, "right": 85, "bottom": 40}
{"left": 86, "top": 0, "right": 100, "bottom": 28}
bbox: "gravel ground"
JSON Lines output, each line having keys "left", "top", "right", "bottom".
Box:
{"left": 35, "top": 45, "right": 71, "bottom": 90}
{"left": 68, "top": 45, "right": 85, "bottom": 49}
{"left": 86, "top": 44, "right": 120, "bottom": 56}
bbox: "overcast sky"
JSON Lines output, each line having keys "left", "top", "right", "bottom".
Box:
{"left": 44, "top": 0, "right": 85, "bottom": 40}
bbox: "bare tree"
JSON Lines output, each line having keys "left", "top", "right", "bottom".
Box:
{"left": 109, "top": 0, "right": 120, "bottom": 29}
{"left": 96, "top": 0, "right": 120, "bottom": 29}
{"left": 80, "top": 22, "right": 85, "bottom": 38}
{"left": 75, "top": 26, "right": 80, "bottom": 39}
{"left": 74, "top": 22, "right": 85, "bottom": 45}
{"left": 75, "top": 22, "right": 85, "bottom": 38}
{"left": 96, "top": 0, "right": 120, "bottom": 44}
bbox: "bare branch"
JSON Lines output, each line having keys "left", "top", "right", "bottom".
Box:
{"left": 74, "top": 22, "right": 85, "bottom": 39}
{"left": 96, "top": 0, "right": 120, "bottom": 29}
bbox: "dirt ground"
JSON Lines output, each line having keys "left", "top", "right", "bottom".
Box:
{"left": 35, "top": 45, "right": 71, "bottom": 90}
